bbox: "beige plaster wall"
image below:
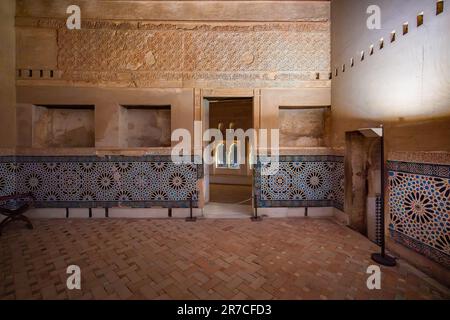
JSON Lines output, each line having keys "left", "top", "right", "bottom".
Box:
{"left": 16, "top": 0, "right": 330, "bottom": 22}
{"left": 331, "top": 0, "right": 450, "bottom": 152}
{"left": 123, "top": 107, "right": 171, "bottom": 148}
{"left": 0, "top": 0, "right": 16, "bottom": 148}
{"left": 33, "top": 106, "right": 95, "bottom": 148}
{"left": 279, "top": 107, "right": 331, "bottom": 147}
{"left": 260, "top": 88, "right": 332, "bottom": 147}
{"left": 16, "top": 86, "right": 194, "bottom": 149}
{"left": 16, "top": 27, "right": 57, "bottom": 70}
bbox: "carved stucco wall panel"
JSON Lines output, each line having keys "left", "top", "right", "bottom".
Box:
{"left": 58, "top": 29, "right": 184, "bottom": 72}
{"left": 18, "top": 19, "right": 331, "bottom": 88}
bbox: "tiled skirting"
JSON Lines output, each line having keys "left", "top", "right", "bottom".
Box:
{"left": 390, "top": 229, "right": 450, "bottom": 269}
{"left": 1, "top": 154, "right": 346, "bottom": 214}
{"left": 388, "top": 160, "right": 450, "bottom": 269}
{"left": 254, "top": 155, "right": 344, "bottom": 211}
{"left": 0, "top": 155, "right": 202, "bottom": 208}
{"left": 0, "top": 156, "right": 16, "bottom": 198}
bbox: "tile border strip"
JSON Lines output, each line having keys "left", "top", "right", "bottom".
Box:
{"left": 387, "top": 160, "right": 450, "bottom": 179}
{"left": 389, "top": 229, "right": 450, "bottom": 269}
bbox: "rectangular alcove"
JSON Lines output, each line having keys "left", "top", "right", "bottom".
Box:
{"left": 120, "top": 105, "right": 171, "bottom": 148}
{"left": 278, "top": 106, "right": 330, "bottom": 147}
{"left": 32, "top": 105, "right": 95, "bottom": 148}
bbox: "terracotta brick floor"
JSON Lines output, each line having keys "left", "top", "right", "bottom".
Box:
{"left": 0, "top": 217, "right": 449, "bottom": 300}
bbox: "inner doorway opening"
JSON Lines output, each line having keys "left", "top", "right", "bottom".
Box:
{"left": 202, "top": 97, "right": 254, "bottom": 218}
{"left": 345, "top": 130, "right": 382, "bottom": 245}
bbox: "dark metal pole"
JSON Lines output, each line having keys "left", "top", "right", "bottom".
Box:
{"left": 380, "top": 129, "right": 386, "bottom": 257}
{"left": 251, "top": 194, "right": 262, "bottom": 222}
{"left": 371, "top": 125, "right": 396, "bottom": 267}
{"left": 185, "top": 197, "right": 196, "bottom": 222}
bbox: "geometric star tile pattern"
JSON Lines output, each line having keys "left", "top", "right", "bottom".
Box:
{"left": 388, "top": 161, "right": 450, "bottom": 268}
{"left": 254, "top": 156, "right": 344, "bottom": 210}
{"left": 0, "top": 156, "right": 202, "bottom": 208}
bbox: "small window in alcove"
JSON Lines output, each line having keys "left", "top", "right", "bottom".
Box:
{"left": 120, "top": 105, "right": 171, "bottom": 148}
{"left": 361, "top": 51, "right": 365, "bottom": 61}
{"left": 350, "top": 58, "right": 354, "bottom": 67}
{"left": 379, "top": 38, "right": 384, "bottom": 50}
{"left": 335, "top": 68, "right": 338, "bottom": 77}
{"left": 391, "top": 31, "right": 396, "bottom": 43}
{"left": 315, "top": 72, "right": 320, "bottom": 80}
{"left": 369, "top": 45, "right": 374, "bottom": 55}
{"left": 342, "top": 64, "right": 346, "bottom": 73}
{"left": 214, "top": 142, "right": 240, "bottom": 169}
{"left": 437, "top": 1, "right": 444, "bottom": 15}
{"left": 403, "top": 22, "right": 409, "bottom": 35}
{"left": 215, "top": 143, "right": 227, "bottom": 169}
{"left": 417, "top": 12, "right": 424, "bottom": 27}
{"left": 228, "top": 143, "right": 240, "bottom": 169}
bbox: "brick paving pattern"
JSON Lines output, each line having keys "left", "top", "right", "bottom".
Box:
{"left": 0, "top": 218, "right": 449, "bottom": 300}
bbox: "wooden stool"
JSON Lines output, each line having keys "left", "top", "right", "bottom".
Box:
{"left": 0, "top": 193, "right": 34, "bottom": 236}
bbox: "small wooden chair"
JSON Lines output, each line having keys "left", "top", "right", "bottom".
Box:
{"left": 0, "top": 193, "right": 34, "bottom": 236}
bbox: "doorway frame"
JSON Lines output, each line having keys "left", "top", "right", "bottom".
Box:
{"left": 196, "top": 89, "right": 260, "bottom": 208}
{"left": 344, "top": 130, "right": 382, "bottom": 243}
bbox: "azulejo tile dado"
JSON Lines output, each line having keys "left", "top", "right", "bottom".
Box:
{"left": 2, "top": 154, "right": 345, "bottom": 211}
{"left": 0, "top": 160, "right": 16, "bottom": 198}
{"left": 390, "top": 229, "right": 450, "bottom": 268}
{"left": 0, "top": 155, "right": 202, "bottom": 208}
{"left": 254, "top": 155, "right": 344, "bottom": 210}
{"left": 388, "top": 160, "right": 450, "bottom": 268}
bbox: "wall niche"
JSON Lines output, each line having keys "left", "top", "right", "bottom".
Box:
{"left": 278, "top": 106, "right": 331, "bottom": 147}
{"left": 120, "top": 105, "right": 171, "bottom": 148}
{"left": 33, "top": 105, "right": 95, "bottom": 148}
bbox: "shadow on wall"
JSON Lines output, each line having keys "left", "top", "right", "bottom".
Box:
{"left": 333, "top": 116, "right": 450, "bottom": 152}
{"left": 331, "top": 0, "right": 450, "bottom": 151}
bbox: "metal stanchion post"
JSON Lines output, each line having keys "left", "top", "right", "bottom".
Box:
{"left": 185, "top": 197, "right": 197, "bottom": 222}
{"left": 251, "top": 194, "right": 262, "bottom": 222}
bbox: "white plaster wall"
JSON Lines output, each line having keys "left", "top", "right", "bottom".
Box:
{"left": 331, "top": 0, "right": 450, "bottom": 151}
